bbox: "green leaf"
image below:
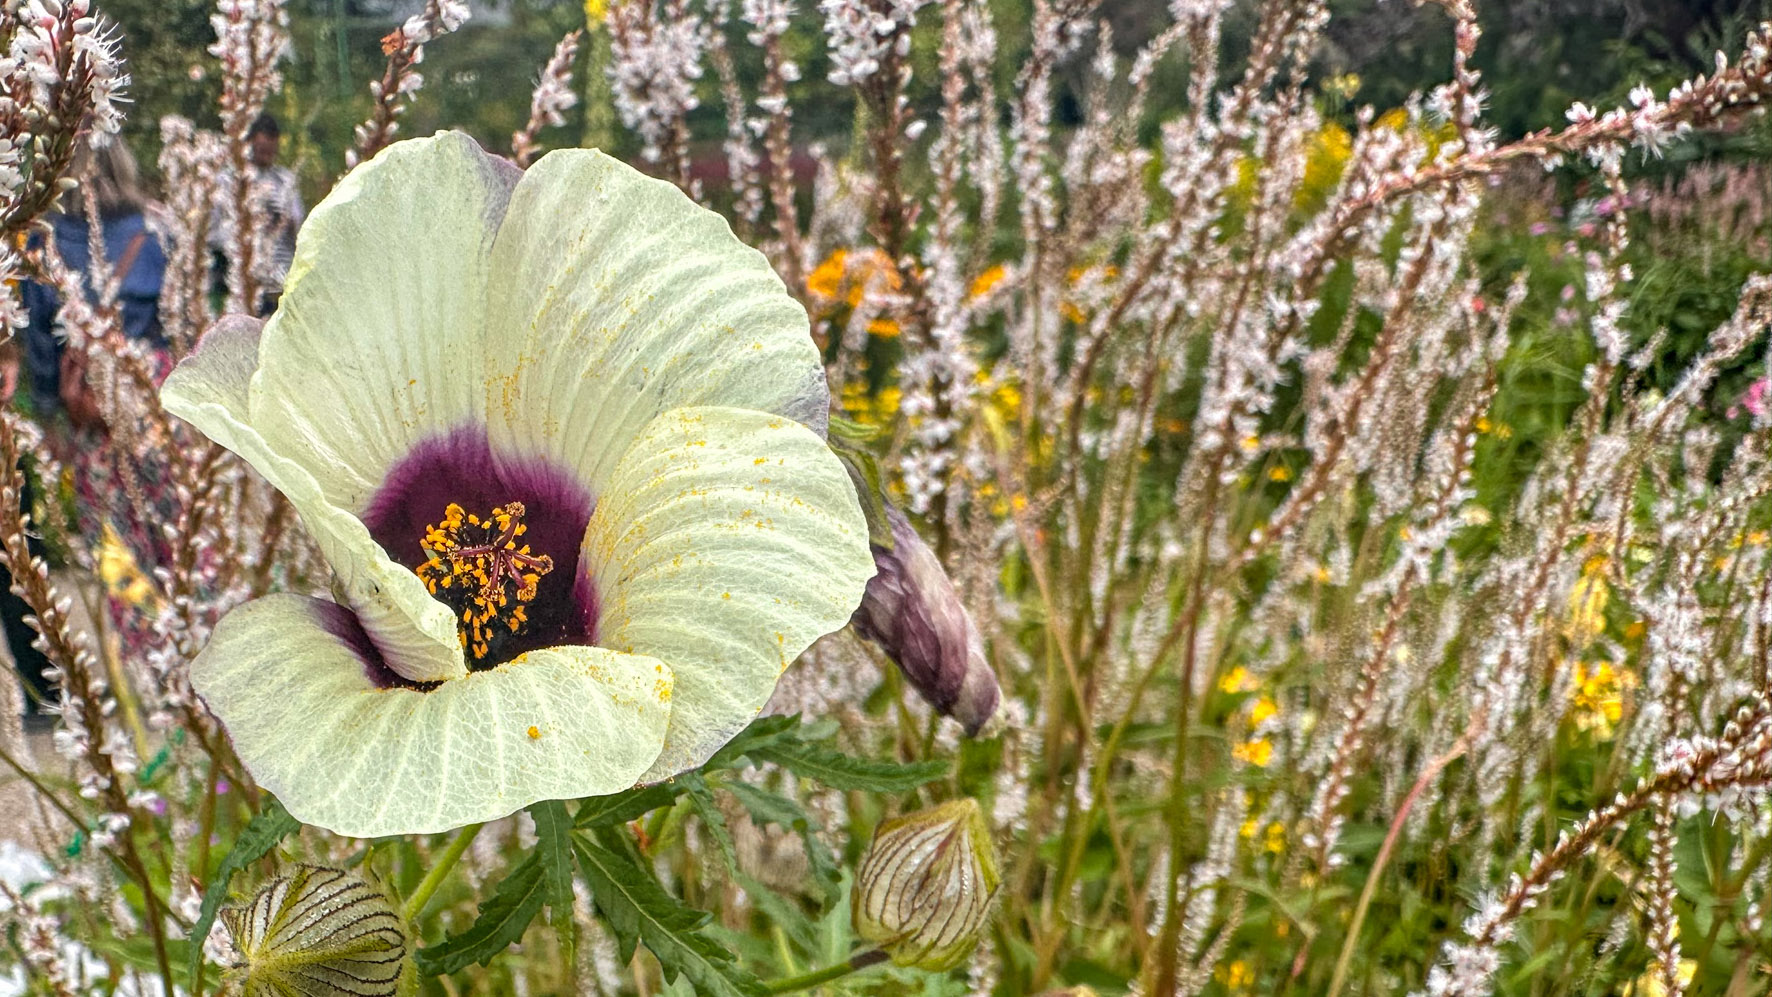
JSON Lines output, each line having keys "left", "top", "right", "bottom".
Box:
{"left": 736, "top": 871, "right": 818, "bottom": 956}
{"left": 749, "top": 740, "right": 950, "bottom": 793}
{"left": 722, "top": 780, "right": 841, "bottom": 901}
{"left": 575, "top": 783, "right": 687, "bottom": 828}
{"left": 574, "top": 837, "right": 768, "bottom": 997}
{"left": 684, "top": 775, "right": 738, "bottom": 873}
{"left": 414, "top": 853, "right": 546, "bottom": 976}
{"left": 189, "top": 797, "right": 300, "bottom": 982}
{"left": 532, "top": 800, "right": 576, "bottom": 925}
{"left": 704, "top": 713, "right": 804, "bottom": 772}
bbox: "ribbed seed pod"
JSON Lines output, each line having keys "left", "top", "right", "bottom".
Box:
{"left": 220, "top": 865, "right": 410, "bottom": 997}
{"left": 853, "top": 799, "right": 1000, "bottom": 971}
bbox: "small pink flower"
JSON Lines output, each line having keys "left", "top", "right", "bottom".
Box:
{"left": 1729, "top": 377, "right": 1770, "bottom": 419}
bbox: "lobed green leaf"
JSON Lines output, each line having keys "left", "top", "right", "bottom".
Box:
{"left": 413, "top": 853, "right": 546, "bottom": 976}
{"left": 574, "top": 836, "right": 767, "bottom": 997}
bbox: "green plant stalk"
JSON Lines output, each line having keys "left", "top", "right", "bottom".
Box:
{"left": 401, "top": 822, "right": 485, "bottom": 924}
{"left": 1325, "top": 737, "right": 1469, "bottom": 997}
{"left": 763, "top": 948, "right": 888, "bottom": 995}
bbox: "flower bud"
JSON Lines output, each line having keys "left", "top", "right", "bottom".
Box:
{"left": 853, "top": 799, "right": 1000, "bottom": 971}
{"left": 221, "top": 865, "right": 410, "bottom": 997}
{"left": 849, "top": 503, "right": 1001, "bottom": 735}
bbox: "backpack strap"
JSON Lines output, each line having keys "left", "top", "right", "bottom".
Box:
{"left": 111, "top": 229, "right": 148, "bottom": 290}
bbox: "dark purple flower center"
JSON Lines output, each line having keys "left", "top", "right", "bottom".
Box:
{"left": 362, "top": 426, "right": 598, "bottom": 675}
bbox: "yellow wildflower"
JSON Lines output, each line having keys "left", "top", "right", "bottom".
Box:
{"left": 1296, "top": 122, "right": 1353, "bottom": 212}
{"left": 1570, "top": 659, "right": 1635, "bottom": 739}
{"left": 1567, "top": 555, "right": 1609, "bottom": 645}
{"left": 969, "top": 264, "right": 1007, "bottom": 299}
{"left": 1233, "top": 738, "right": 1274, "bottom": 767}
{"left": 1250, "top": 696, "right": 1278, "bottom": 726}
{"left": 1268, "top": 465, "right": 1292, "bottom": 482}
{"left": 98, "top": 523, "right": 155, "bottom": 607}
{"left": 807, "top": 249, "right": 847, "bottom": 302}
{"left": 1219, "top": 666, "right": 1256, "bottom": 694}
{"left": 1630, "top": 959, "right": 1696, "bottom": 997}
{"left": 1263, "top": 821, "right": 1286, "bottom": 855}
{"left": 1216, "top": 960, "right": 1255, "bottom": 989}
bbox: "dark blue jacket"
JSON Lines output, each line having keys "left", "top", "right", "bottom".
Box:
{"left": 19, "top": 211, "right": 168, "bottom": 415}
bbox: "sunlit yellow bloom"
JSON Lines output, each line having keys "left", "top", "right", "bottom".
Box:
{"left": 1233, "top": 738, "right": 1273, "bottom": 767}
{"left": 807, "top": 249, "right": 847, "bottom": 301}
{"left": 1296, "top": 123, "right": 1352, "bottom": 212}
{"left": 1569, "top": 659, "right": 1635, "bottom": 739}
{"left": 1216, "top": 960, "right": 1255, "bottom": 989}
{"left": 1250, "top": 696, "right": 1279, "bottom": 726}
{"left": 1567, "top": 555, "right": 1610, "bottom": 645}
{"left": 1268, "top": 465, "right": 1292, "bottom": 482}
{"left": 1630, "top": 959, "right": 1695, "bottom": 997}
{"left": 1322, "top": 73, "right": 1361, "bottom": 100}
{"left": 969, "top": 264, "right": 1007, "bottom": 299}
{"left": 98, "top": 524, "right": 156, "bottom": 607}
{"left": 1219, "top": 666, "right": 1255, "bottom": 694}
{"left": 993, "top": 381, "right": 1022, "bottom": 416}
{"left": 1264, "top": 821, "right": 1286, "bottom": 854}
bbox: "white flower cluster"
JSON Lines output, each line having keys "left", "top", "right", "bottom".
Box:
{"left": 400, "top": 0, "right": 468, "bottom": 47}
{"left": 606, "top": 0, "right": 705, "bottom": 165}
{"left": 512, "top": 30, "right": 581, "bottom": 168}
{"left": 6, "top": 0, "right": 128, "bottom": 136}
{"left": 818, "top": 0, "right": 926, "bottom": 87}
{"left": 208, "top": 0, "right": 289, "bottom": 141}
{"left": 347, "top": 0, "right": 470, "bottom": 166}
{"left": 0, "top": 0, "right": 129, "bottom": 330}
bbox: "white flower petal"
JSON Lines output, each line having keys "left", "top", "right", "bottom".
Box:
{"left": 482, "top": 149, "right": 829, "bottom": 495}
{"left": 162, "top": 317, "right": 467, "bottom": 683}
{"left": 585, "top": 406, "right": 874, "bottom": 780}
{"left": 248, "top": 131, "right": 520, "bottom": 512}
{"left": 192, "top": 594, "right": 673, "bottom": 838}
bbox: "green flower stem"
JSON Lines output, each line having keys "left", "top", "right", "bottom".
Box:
{"left": 763, "top": 949, "right": 888, "bottom": 995}
{"left": 401, "top": 822, "right": 484, "bottom": 924}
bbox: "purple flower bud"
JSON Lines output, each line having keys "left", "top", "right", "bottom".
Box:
{"left": 850, "top": 506, "right": 1000, "bottom": 735}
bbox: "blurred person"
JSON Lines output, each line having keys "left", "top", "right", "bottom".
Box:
{"left": 211, "top": 112, "right": 305, "bottom": 316}
{"left": 0, "top": 339, "right": 54, "bottom": 731}
{"left": 15, "top": 139, "right": 177, "bottom": 678}
{"left": 19, "top": 138, "right": 169, "bottom": 429}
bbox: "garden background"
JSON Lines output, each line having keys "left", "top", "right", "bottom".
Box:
{"left": 5, "top": 1, "right": 1772, "bottom": 996}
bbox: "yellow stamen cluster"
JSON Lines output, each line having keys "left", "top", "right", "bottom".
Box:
{"left": 417, "top": 501, "right": 555, "bottom": 661}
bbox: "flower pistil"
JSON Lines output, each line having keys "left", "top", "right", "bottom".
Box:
{"left": 418, "top": 501, "right": 556, "bottom": 661}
